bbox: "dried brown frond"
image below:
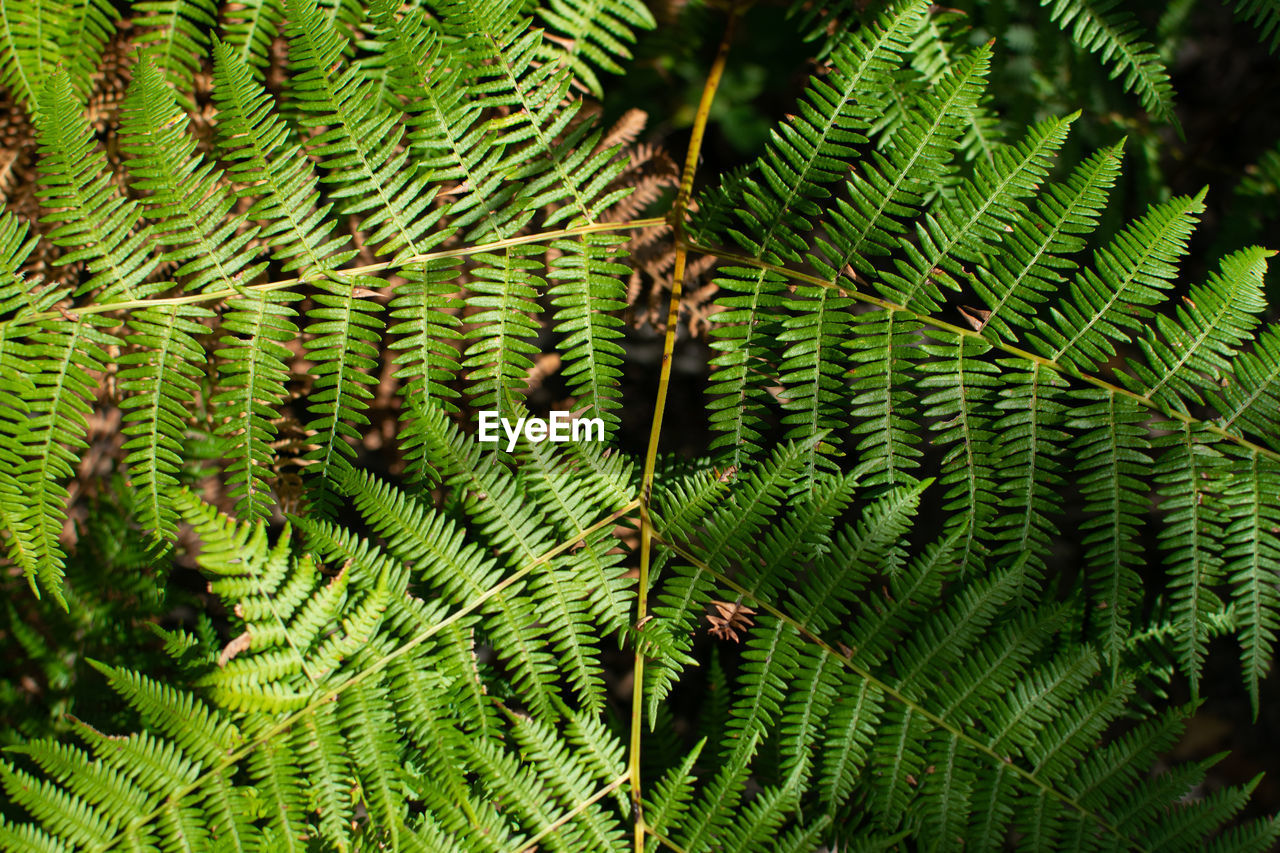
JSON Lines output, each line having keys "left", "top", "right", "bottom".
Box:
{"left": 957, "top": 304, "right": 991, "bottom": 331}
{"left": 218, "top": 631, "right": 253, "bottom": 667}
{"left": 706, "top": 598, "right": 756, "bottom": 642}
{"left": 599, "top": 108, "right": 649, "bottom": 152}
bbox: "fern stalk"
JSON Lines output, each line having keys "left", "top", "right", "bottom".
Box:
{"left": 0, "top": 217, "right": 667, "bottom": 332}
{"left": 632, "top": 6, "right": 740, "bottom": 849}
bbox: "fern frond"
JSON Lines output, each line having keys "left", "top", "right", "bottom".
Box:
{"left": 794, "top": 480, "right": 929, "bottom": 638}
{"left": 989, "top": 360, "right": 1069, "bottom": 579}
{"left": 704, "top": 2, "right": 928, "bottom": 468}
{"left": 648, "top": 440, "right": 810, "bottom": 715}
{"left": 0, "top": 0, "right": 117, "bottom": 106}
{"left": 1040, "top": 0, "right": 1177, "bottom": 124}
{"left": 300, "top": 271, "right": 385, "bottom": 514}
{"left": 917, "top": 334, "right": 1000, "bottom": 570}
{"left": 286, "top": 0, "right": 444, "bottom": 262}
{"left": 219, "top": 0, "right": 286, "bottom": 75}
{"left": 1155, "top": 421, "right": 1226, "bottom": 699}
{"left": 846, "top": 310, "right": 925, "bottom": 489}
{"left": 130, "top": 0, "right": 217, "bottom": 98}
{"left": 674, "top": 733, "right": 760, "bottom": 851}
{"left": 1069, "top": 388, "right": 1151, "bottom": 671}
{"left": 534, "top": 0, "right": 655, "bottom": 97}
{"left": 973, "top": 143, "right": 1122, "bottom": 343}
{"left": 117, "top": 304, "right": 214, "bottom": 537}
{"left": 1230, "top": 0, "right": 1280, "bottom": 51}
{"left": 379, "top": 7, "right": 522, "bottom": 239}
{"left": 547, "top": 232, "right": 628, "bottom": 425}
{"left": 1220, "top": 446, "right": 1280, "bottom": 716}
{"left": 0, "top": 215, "right": 43, "bottom": 578}
{"left": 844, "top": 530, "right": 959, "bottom": 668}
{"left": 818, "top": 675, "right": 884, "bottom": 812}
{"left": 519, "top": 436, "right": 634, "bottom": 639}
{"left": 904, "top": 10, "right": 1004, "bottom": 164}
{"left": 462, "top": 248, "right": 543, "bottom": 421}
{"left": 882, "top": 111, "right": 1072, "bottom": 312}
{"left": 387, "top": 259, "right": 464, "bottom": 479}
{"left": 819, "top": 41, "right": 989, "bottom": 279}
{"left": 326, "top": 471, "right": 553, "bottom": 720}
{"left": 34, "top": 71, "right": 161, "bottom": 303}
{"left": 211, "top": 287, "right": 299, "bottom": 521}
{"left": 1129, "top": 246, "right": 1271, "bottom": 413}
{"left": 3, "top": 3, "right": 1280, "bottom": 850}
{"left": 0, "top": 0, "right": 111, "bottom": 106}
{"left": 1212, "top": 322, "right": 1280, "bottom": 451}
{"left": 211, "top": 40, "right": 354, "bottom": 273}
{"left": 642, "top": 738, "right": 705, "bottom": 852}
{"left": 120, "top": 59, "right": 266, "bottom": 293}
{"left": 8, "top": 316, "right": 114, "bottom": 601}
{"left": 438, "top": 0, "right": 637, "bottom": 424}
{"left": 504, "top": 712, "right": 628, "bottom": 850}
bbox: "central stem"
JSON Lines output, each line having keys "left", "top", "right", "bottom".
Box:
{"left": 630, "top": 6, "right": 740, "bottom": 851}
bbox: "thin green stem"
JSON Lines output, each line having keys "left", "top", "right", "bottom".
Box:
{"left": 630, "top": 7, "right": 740, "bottom": 851}
{"left": 1, "top": 218, "right": 666, "bottom": 331}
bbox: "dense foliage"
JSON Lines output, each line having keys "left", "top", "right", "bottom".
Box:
{"left": 0, "top": 0, "right": 1278, "bottom": 849}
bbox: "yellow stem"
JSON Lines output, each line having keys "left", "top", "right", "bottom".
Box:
{"left": 2, "top": 218, "right": 666, "bottom": 330}
{"left": 630, "top": 7, "right": 741, "bottom": 852}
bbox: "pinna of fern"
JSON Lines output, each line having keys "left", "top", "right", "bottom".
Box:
{"left": 0, "top": 416, "right": 644, "bottom": 851}
{"left": 644, "top": 444, "right": 1280, "bottom": 851}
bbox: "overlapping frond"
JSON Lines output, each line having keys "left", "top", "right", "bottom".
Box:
{"left": 692, "top": 0, "right": 1280, "bottom": 734}
{"left": 535, "top": 0, "right": 655, "bottom": 96}
{"left": 34, "top": 71, "right": 160, "bottom": 303}
{"left": 1, "top": 467, "right": 638, "bottom": 849}
{"left": 648, "top": 458, "right": 1280, "bottom": 850}
{"left": 0, "top": 0, "right": 116, "bottom": 105}
{"left": 130, "top": 0, "right": 217, "bottom": 98}
{"left": 1039, "top": 0, "right": 1177, "bottom": 125}
{"left": 705, "top": 3, "right": 935, "bottom": 485}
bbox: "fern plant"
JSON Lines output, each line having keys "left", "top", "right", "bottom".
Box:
{"left": 0, "top": 0, "right": 1279, "bottom": 850}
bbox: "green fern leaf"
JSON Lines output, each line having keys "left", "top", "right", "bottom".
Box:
{"left": 34, "top": 71, "right": 161, "bottom": 302}
{"left": 1038, "top": 189, "right": 1206, "bottom": 373}
{"left": 974, "top": 143, "right": 1122, "bottom": 343}
{"left": 220, "top": 0, "right": 286, "bottom": 74}
{"left": 130, "top": 0, "right": 217, "bottom": 99}
{"left": 1129, "top": 246, "right": 1272, "bottom": 413}
{"left": 1040, "top": 0, "right": 1177, "bottom": 124}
